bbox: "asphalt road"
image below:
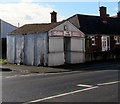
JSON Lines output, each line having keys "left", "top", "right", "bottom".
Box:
{"left": 2, "top": 61, "right": 120, "bottom": 103}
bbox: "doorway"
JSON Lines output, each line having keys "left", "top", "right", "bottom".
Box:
{"left": 64, "top": 37, "right": 71, "bottom": 64}
{"left": 102, "top": 36, "right": 110, "bottom": 51}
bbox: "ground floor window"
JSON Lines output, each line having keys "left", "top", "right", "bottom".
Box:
{"left": 114, "top": 36, "right": 120, "bottom": 45}
{"left": 90, "top": 36, "right": 96, "bottom": 45}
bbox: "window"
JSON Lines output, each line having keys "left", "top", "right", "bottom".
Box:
{"left": 64, "top": 25, "right": 68, "bottom": 31}
{"left": 114, "top": 36, "right": 120, "bottom": 45}
{"left": 90, "top": 36, "right": 96, "bottom": 45}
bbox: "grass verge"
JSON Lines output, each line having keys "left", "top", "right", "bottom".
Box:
{"left": 0, "top": 59, "right": 7, "bottom": 64}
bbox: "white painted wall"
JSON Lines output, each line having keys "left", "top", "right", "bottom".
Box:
{"left": 66, "top": 37, "right": 85, "bottom": 64}
{"left": 70, "top": 52, "right": 85, "bottom": 64}
{"left": 48, "top": 53, "right": 64, "bottom": 66}
{"left": 49, "top": 37, "right": 64, "bottom": 52}
{"left": 71, "top": 38, "right": 85, "bottom": 52}
{"left": 48, "top": 21, "right": 85, "bottom": 65}
{"left": 48, "top": 21, "right": 84, "bottom": 37}
{"left": 48, "top": 37, "right": 64, "bottom": 66}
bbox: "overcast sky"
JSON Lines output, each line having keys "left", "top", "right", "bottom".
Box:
{"left": 0, "top": 0, "right": 119, "bottom": 27}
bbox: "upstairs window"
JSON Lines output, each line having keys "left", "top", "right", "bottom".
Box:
{"left": 114, "top": 36, "right": 120, "bottom": 45}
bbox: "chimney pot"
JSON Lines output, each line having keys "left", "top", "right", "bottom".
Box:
{"left": 50, "top": 11, "right": 57, "bottom": 23}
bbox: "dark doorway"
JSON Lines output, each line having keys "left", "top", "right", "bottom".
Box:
{"left": 64, "top": 37, "right": 71, "bottom": 64}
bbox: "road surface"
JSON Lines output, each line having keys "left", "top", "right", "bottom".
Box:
{"left": 1, "top": 60, "right": 120, "bottom": 103}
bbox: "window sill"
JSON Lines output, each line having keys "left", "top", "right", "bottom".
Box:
{"left": 115, "top": 43, "right": 120, "bottom": 45}
{"left": 92, "top": 44, "right": 96, "bottom": 46}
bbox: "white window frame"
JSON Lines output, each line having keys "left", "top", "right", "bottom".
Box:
{"left": 102, "top": 36, "right": 110, "bottom": 51}
{"left": 90, "top": 36, "right": 96, "bottom": 46}
{"left": 114, "top": 36, "right": 120, "bottom": 45}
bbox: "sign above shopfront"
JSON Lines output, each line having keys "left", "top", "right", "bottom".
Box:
{"left": 51, "top": 30, "right": 84, "bottom": 37}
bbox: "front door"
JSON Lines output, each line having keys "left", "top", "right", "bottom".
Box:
{"left": 102, "top": 36, "right": 110, "bottom": 51}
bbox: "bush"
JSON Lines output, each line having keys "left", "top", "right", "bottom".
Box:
{"left": 0, "top": 59, "right": 7, "bottom": 64}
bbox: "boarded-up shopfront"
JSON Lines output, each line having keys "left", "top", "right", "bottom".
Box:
{"left": 7, "top": 21, "right": 85, "bottom": 66}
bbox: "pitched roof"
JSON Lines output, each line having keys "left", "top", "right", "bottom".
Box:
{"left": 10, "top": 13, "right": 120, "bottom": 35}
{"left": 68, "top": 14, "right": 120, "bottom": 35}
{"left": 10, "top": 22, "right": 63, "bottom": 34}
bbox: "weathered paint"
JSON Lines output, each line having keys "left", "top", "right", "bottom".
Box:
{"left": 71, "top": 38, "right": 85, "bottom": 52}
{"left": 7, "top": 35, "right": 16, "bottom": 63}
{"left": 49, "top": 37, "right": 64, "bottom": 52}
{"left": 70, "top": 52, "right": 85, "bottom": 64}
{"left": 48, "top": 21, "right": 85, "bottom": 65}
{"left": 7, "top": 20, "right": 86, "bottom": 66}
{"left": 24, "top": 34, "right": 35, "bottom": 65}
{"left": 15, "top": 34, "right": 24, "bottom": 64}
{"left": 65, "top": 37, "right": 85, "bottom": 64}
{"left": 7, "top": 33, "right": 48, "bottom": 66}
{"left": 48, "top": 53, "right": 64, "bottom": 66}
{"left": 49, "top": 21, "right": 85, "bottom": 38}
{"left": 48, "top": 37, "right": 64, "bottom": 66}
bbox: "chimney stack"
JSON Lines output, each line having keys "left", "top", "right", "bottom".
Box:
{"left": 99, "top": 6, "right": 107, "bottom": 20}
{"left": 50, "top": 11, "right": 57, "bottom": 23}
{"left": 117, "top": 11, "right": 120, "bottom": 18}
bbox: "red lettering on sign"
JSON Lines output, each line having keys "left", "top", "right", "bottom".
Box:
{"left": 71, "top": 31, "right": 84, "bottom": 37}
{"left": 51, "top": 30, "right": 64, "bottom": 36}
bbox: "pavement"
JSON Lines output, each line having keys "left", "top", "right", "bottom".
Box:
{"left": 1, "top": 63, "right": 71, "bottom": 73}
{"left": 1, "top": 59, "right": 120, "bottom": 73}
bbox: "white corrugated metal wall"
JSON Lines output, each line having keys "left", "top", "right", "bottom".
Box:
{"left": 7, "top": 35, "right": 15, "bottom": 63}
{"left": 7, "top": 33, "right": 48, "bottom": 66}
{"left": 7, "top": 21, "right": 85, "bottom": 66}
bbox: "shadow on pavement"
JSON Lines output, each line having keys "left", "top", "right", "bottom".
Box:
{"left": 0, "top": 68, "right": 12, "bottom": 72}
{"left": 49, "top": 59, "right": 120, "bottom": 71}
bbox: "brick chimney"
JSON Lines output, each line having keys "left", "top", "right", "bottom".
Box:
{"left": 50, "top": 11, "right": 57, "bottom": 23}
{"left": 117, "top": 11, "right": 120, "bottom": 18}
{"left": 99, "top": 6, "right": 107, "bottom": 20}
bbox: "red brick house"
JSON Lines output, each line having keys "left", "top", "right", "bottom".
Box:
{"left": 68, "top": 6, "right": 120, "bottom": 61}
